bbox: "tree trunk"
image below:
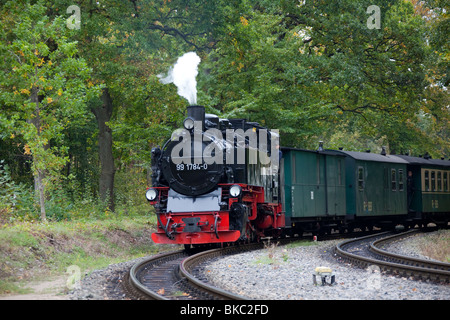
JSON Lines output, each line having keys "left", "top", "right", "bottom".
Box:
{"left": 36, "top": 168, "right": 46, "bottom": 221}
{"left": 28, "top": 86, "right": 47, "bottom": 221}
{"left": 92, "top": 88, "right": 115, "bottom": 211}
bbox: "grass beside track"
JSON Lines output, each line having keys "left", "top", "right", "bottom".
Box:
{"left": 0, "top": 215, "right": 179, "bottom": 295}
{"left": 415, "top": 230, "right": 450, "bottom": 263}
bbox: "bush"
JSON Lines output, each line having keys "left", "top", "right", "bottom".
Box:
{"left": 0, "top": 160, "right": 154, "bottom": 223}
{"left": 0, "top": 160, "right": 37, "bottom": 222}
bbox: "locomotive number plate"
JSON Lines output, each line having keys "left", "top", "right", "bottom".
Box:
{"left": 176, "top": 163, "right": 208, "bottom": 171}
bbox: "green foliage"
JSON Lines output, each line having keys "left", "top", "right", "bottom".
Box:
{"left": 0, "top": 0, "right": 102, "bottom": 219}
{"left": 114, "top": 167, "right": 154, "bottom": 216}
{"left": 0, "top": 160, "right": 38, "bottom": 221}
{"left": 202, "top": 0, "right": 447, "bottom": 155}
{"left": 0, "top": 0, "right": 448, "bottom": 224}
{"left": 0, "top": 161, "right": 21, "bottom": 209}
{"left": 110, "top": 75, "right": 188, "bottom": 167}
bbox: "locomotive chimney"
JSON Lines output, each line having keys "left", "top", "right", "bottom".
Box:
{"left": 187, "top": 105, "right": 205, "bottom": 131}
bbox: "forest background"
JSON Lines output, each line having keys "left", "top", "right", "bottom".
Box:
{"left": 0, "top": 0, "right": 448, "bottom": 222}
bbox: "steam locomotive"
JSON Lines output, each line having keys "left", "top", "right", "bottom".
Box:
{"left": 147, "top": 106, "right": 450, "bottom": 246}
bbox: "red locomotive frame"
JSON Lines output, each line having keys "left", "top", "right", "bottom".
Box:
{"left": 149, "top": 183, "right": 285, "bottom": 245}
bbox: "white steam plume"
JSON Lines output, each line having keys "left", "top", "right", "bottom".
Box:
{"left": 158, "top": 52, "right": 201, "bottom": 105}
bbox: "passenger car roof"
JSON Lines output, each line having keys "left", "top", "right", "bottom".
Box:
{"left": 281, "top": 147, "right": 450, "bottom": 167}
{"left": 281, "top": 147, "right": 346, "bottom": 157}
{"left": 334, "top": 150, "right": 409, "bottom": 164}
{"left": 396, "top": 155, "right": 450, "bottom": 168}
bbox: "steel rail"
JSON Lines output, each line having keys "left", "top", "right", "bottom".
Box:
{"left": 336, "top": 230, "right": 450, "bottom": 282}
{"left": 370, "top": 230, "right": 450, "bottom": 275}
{"left": 128, "top": 246, "right": 256, "bottom": 300}
{"left": 179, "top": 245, "right": 258, "bottom": 300}
{"left": 129, "top": 242, "right": 267, "bottom": 300}
{"left": 128, "top": 250, "right": 186, "bottom": 300}
{"left": 131, "top": 230, "right": 431, "bottom": 300}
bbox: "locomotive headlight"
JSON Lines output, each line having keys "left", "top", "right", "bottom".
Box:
{"left": 229, "top": 185, "right": 242, "bottom": 197}
{"left": 145, "top": 188, "right": 158, "bottom": 201}
{"left": 183, "top": 117, "right": 195, "bottom": 130}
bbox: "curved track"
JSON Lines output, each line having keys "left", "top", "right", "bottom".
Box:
{"left": 179, "top": 243, "right": 273, "bottom": 300}
{"left": 127, "top": 250, "right": 188, "bottom": 300}
{"left": 127, "top": 229, "right": 449, "bottom": 300}
{"left": 127, "top": 244, "right": 265, "bottom": 300}
{"left": 335, "top": 230, "right": 450, "bottom": 283}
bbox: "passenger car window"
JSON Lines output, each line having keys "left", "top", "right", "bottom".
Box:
{"left": 338, "top": 160, "right": 342, "bottom": 186}
{"left": 431, "top": 171, "right": 436, "bottom": 191}
{"left": 358, "top": 167, "right": 364, "bottom": 191}
{"left": 391, "top": 169, "right": 396, "bottom": 191}
{"left": 437, "top": 171, "right": 442, "bottom": 191}
{"left": 444, "top": 172, "right": 448, "bottom": 192}
{"left": 398, "top": 169, "right": 404, "bottom": 191}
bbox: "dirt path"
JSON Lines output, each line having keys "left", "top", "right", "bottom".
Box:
{"left": 0, "top": 276, "right": 69, "bottom": 300}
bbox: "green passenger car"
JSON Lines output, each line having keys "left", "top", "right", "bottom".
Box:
{"left": 281, "top": 148, "right": 346, "bottom": 232}
{"left": 337, "top": 151, "right": 409, "bottom": 224}
{"left": 280, "top": 147, "right": 448, "bottom": 234}
{"left": 396, "top": 155, "right": 450, "bottom": 226}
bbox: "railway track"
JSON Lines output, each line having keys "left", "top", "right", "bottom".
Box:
{"left": 126, "top": 250, "right": 189, "bottom": 300}
{"left": 127, "top": 243, "right": 265, "bottom": 300}
{"left": 126, "top": 232, "right": 368, "bottom": 300}
{"left": 335, "top": 229, "right": 450, "bottom": 283}
{"left": 126, "top": 229, "right": 448, "bottom": 300}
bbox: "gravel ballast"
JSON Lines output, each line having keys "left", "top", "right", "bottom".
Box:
{"left": 203, "top": 235, "right": 449, "bottom": 300}
{"left": 68, "top": 257, "right": 146, "bottom": 300}
{"left": 70, "top": 231, "right": 449, "bottom": 300}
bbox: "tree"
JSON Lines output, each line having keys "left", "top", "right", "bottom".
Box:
{"left": 0, "top": 0, "right": 100, "bottom": 220}
{"left": 42, "top": 0, "right": 242, "bottom": 210}
{"left": 407, "top": 0, "right": 449, "bottom": 157}
{"left": 203, "top": 0, "right": 432, "bottom": 153}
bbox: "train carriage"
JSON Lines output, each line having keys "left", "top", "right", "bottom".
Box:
{"left": 396, "top": 155, "right": 450, "bottom": 226}
{"left": 337, "top": 150, "right": 409, "bottom": 229}
{"left": 281, "top": 148, "right": 347, "bottom": 234}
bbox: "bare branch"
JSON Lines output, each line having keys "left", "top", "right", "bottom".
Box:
{"left": 8, "top": 50, "right": 22, "bottom": 64}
